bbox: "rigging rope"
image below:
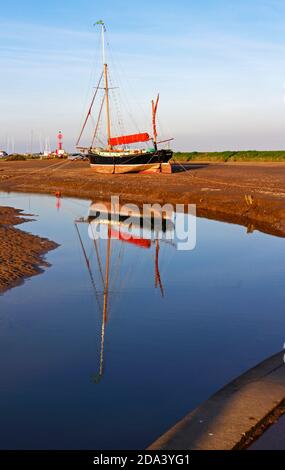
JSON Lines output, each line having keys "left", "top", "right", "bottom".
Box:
{"left": 0, "top": 159, "right": 73, "bottom": 189}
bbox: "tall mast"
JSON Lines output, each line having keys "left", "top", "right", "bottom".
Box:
{"left": 100, "top": 22, "right": 112, "bottom": 150}
{"left": 152, "top": 94, "right": 159, "bottom": 151}
{"left": 103, "top": 226, "right": 111, "bottom": 323}
{"left": 104, "top": 64, "right": 112, "bottom": 150}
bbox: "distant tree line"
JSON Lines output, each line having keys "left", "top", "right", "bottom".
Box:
{"left": 173, "top": 151, "right": 285, "bottom": 162}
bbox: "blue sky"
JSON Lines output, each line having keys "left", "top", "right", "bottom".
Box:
{"left": 1, "top": 0, "right": 285, "bottom": 151}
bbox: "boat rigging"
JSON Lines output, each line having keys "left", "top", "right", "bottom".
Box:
{"left": 76, "top": 21, "right": 173, "bottom": 174}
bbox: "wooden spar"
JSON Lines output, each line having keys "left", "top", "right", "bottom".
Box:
{"left": 76, "top": 72, "right": 103, "bottom": 147}
{"left": 104, "top": 63, "right": 112, "bottom": 150}
{"left": 152, "top": 94, "right": 160, "bottom": 150}
{"left": 101, "top": 21, "right": 111, "bottom": 148}
{"left": 91, "top": 95, "right": 105, "bottom": 148}
{"left": 93, "top": 239, "right": 105, "bottom": 286}
{"left": 98, "top": 306, "right": 106, "bottom": 379}
{"left": 157, "top": 138, "right": 174, "bottom": 145}
{"left": 155, "top": 239, "right": 164, "bottom": 297}
{"left": 75, "top": 223, "right": 92, "bottom": 281}
{"left": 75, "top": 217, "right": 110, "bottom": 382}
{"left": 103, "top": 225, "right": 111, "bottom": 322}
{"left": 87, "top": 218, "right": 108, "bottom": 383}
{"left": 97, "top": 21, "right": 112, "bottom": 150}
{"left": 88, "top": 219, "right": 106, "bottom": 286}
{"left": 74, "top": 223, "right": 102, "bottom": 310}
{"left": 97, "top": 226, "right": 111, "bottom": 379}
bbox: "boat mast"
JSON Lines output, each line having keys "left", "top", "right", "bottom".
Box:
{"left": 100, "top": 22, "right": 112, "bottom": 150}
{"left": 152, "top": 94, "right": 159, "bottom": 151}
{"left": 103, "top": 226, "right": 111, "bottom": 323}
{"left": 155, "top": 239, "right": 164, "bottom": 297}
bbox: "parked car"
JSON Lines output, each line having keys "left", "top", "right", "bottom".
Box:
{"left": 68, "top": 153, "right": 87, "bottom": 161}
{"left": 0, "top": 150, "right": 8, "bottom": 158}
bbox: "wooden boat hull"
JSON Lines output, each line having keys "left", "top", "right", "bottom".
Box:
{"left": 88, "top": 149, "right": 173, "bottom": 174}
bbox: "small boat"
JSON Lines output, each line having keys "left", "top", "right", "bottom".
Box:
{"left": 76, "top": 21, "right": 173, "bottom": 174}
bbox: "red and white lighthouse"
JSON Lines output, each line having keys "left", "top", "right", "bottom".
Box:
{"left": 56, "top": 130, "right": 65, "bottom": 156}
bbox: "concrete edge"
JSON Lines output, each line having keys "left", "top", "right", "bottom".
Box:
{"left": 147, "top": 351, "right": 285, "bottom": 450}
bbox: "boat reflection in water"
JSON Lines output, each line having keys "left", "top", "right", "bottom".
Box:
{"left": 74, "top": 199, "right": 177, "bottom": 382}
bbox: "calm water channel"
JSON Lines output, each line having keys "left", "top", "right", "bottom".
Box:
{"left": 0, "top": 192, "right": 284, "bottom": 449}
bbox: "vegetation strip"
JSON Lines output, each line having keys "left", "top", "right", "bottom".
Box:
{"left": 174, "top": 150, "right": 285, "bottom": 162}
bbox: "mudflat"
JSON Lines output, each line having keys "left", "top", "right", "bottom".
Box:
{"left": 0, "top": 159, "right": 284, "bottom": 237}
{"left": 0, "top": 205, "right": 58, "bottom": 293}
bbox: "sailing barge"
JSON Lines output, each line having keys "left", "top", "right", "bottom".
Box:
{"left": 76, "top": 21, "right": 173, "bottom": 174}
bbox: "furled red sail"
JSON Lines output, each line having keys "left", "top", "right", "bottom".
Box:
{"left": 110, "top": 229, "right": 151, "bottom": 249}
{"left": 109, "top": 133, "right": 150, "bottom": 146}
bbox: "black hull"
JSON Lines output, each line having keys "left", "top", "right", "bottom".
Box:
{"left": 87, "top": 149, "right": 173, "bottom": 174}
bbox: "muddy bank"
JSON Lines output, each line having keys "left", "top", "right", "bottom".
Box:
{"left": 0, "top": 160, "right": 285, "bottom": 238}
{"left": 0, "top": 206, "right": 58, "bottom": 293}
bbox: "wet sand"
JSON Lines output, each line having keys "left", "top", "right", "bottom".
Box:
{"left": 0, "top": 159, "right": 285, "bottom": 238}
{"left": 0, "top": 206, "right": 58, "bottom": 294}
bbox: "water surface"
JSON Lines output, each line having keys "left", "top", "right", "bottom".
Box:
{"left": 0, "top": 192, "right": 284, "bottom": 449}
